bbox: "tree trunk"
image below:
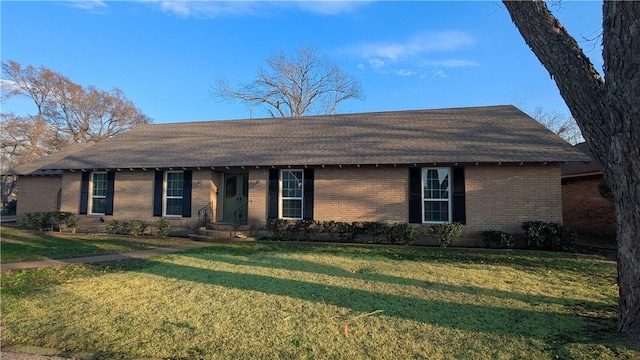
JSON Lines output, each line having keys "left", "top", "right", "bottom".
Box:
{"left": 503, "top": 0, "right": 640, "bottom": 339}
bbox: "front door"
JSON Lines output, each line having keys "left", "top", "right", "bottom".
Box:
{"left": 222, "top": 173, "right": 249, "bottom": 224}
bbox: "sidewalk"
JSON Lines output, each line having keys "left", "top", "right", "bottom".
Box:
{"left": 0, "top": 241, "right": 216, "bottom": 271}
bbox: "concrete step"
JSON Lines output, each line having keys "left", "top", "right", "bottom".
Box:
{"left": 204, "top": 223, "right": 251, "bottom": 231}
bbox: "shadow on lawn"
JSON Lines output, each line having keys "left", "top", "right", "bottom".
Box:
{"left": 1, "top": 229, "right": 171, "bottom": 263}
{"left": 180, "top": 249, "right": 616, "bottom": 316}
{"left": 134, "top": 257, "right": 614, "bottom": 341}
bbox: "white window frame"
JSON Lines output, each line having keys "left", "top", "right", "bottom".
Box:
{"left": 89, "top": 171, "right": 107, "bottom": 215}
{"left": 280, "top": 169, "right": 304, "bottom": 220}
{"left": 163, "top": 171, "right": 184, "bottom": 217}
{"left": 422, "top": 167, "right": 452, "bottom": 224}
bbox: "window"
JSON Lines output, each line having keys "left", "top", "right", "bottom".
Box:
{"left": 423, "top": 168, "right": 451, "bottom": 223}
{"left": 281, "top": 170, "right": 303, "bottom": 220}
{"left": 165, "top": 171, "right": 184, "bottom": 217}
{"left": 90, "top": 172, "right": 107, "bottom": 214}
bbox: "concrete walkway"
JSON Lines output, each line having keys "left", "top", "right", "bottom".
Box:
{"left": 0, "top": 241, "right": 215, "bottom": 271}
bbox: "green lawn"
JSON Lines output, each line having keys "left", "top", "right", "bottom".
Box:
{"left": 0, "top": 226, "right": 193, "bottom": 264}
{"left": 1, "top": 230, "right": 638, "bottom": 359}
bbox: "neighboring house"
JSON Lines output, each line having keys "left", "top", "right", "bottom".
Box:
{"left": 8, "top": 105, "right": 589, "bottom": 245}
{"left": 561, "top": 142, "right": 616, "bottom": 239}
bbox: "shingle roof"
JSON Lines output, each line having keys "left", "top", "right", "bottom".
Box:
{"left": 561, "top": 142, "right": 602, "bottom": 177}
{"left": 36, "top": 105, "right": 589, "bottom": 171}
{"left": 6, "top": 143, "right": 95, "bottom": 175}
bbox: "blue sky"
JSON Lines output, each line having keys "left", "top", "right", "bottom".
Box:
{"left": 1, "top": 1, "right": 603, "bottom": 124}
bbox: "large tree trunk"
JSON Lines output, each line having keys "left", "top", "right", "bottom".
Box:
{"left": 503, "top": 0, "right": 640, "bottom": 339}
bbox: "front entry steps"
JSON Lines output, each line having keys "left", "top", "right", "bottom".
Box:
{"left": 188, "top": 223, "right": 255, "bottom": 242}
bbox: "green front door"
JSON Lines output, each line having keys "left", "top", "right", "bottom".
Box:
{"left": 222, "top": 173, "right": 249, "bottom": 223}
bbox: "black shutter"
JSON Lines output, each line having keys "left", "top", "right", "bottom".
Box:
{"left": 303, "top": 169, "right": 314, "bottom": 220}
{"left": 153, "top": 171, "right": 163, "bottom": 216}
{"left": 452, "top": 167, "right": 466, "bottom": 224}
{"left": 268, "top": 169, "right": 279, "bottom": 219}
{"left": 182, "top": 170, "right": 192, "bottom": 217}
{"left": 79, "top": 172, "right": 90, "bottom": 215}
{"left": 105, "top": 171, "right": 115, "bottom": 215}
{"left": 408, "top": 167, "right": 422, "bottom": 223}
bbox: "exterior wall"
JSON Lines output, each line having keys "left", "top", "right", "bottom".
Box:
{"left": 42, "top": 164, "right": 563, "bottom": 243}
{"left": 247, "top": 169, "right": 269, "bottom": 228}
{"left": 60, "top": 169, "right": 215, "bottom": 234}
{"left": 562, "top": 175, "right": 616, "bottom": 238}
{"left": 16, "top": 175, "right": 62, "bottom": 222}
{"left": 314, "top": 167, "right": 407, "bottom": 223}
{"left": 464, "top": 164, "right": 562, "bottom": 235}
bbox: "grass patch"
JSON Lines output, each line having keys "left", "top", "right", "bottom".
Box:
{"left": 0, "top": 226, "right": 192, "bottom": 264}
{"left": 1, "top": 241, "right": 637, "bottom": 359}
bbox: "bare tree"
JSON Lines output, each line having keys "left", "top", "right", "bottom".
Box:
{"left": 1, "top": 60, "right": 151, "bottom": 208}
{"left": 529, "top": 106, "right": 583, "bottom": 145}
{"left": 1, "top": 60, "right": 151, "bottom": 144}
{"left": 213, "top": 45, "right": 363, "bottom": 117}
{"left": 503, "top": 1, "right": 639, "bottom": 338}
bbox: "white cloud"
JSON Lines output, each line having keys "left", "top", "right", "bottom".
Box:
{"left": 368, "top": 58, "right": 387, "bottom": 69}
{"left": 349, "top": 31, "right": 474, "bottom": 61}
{"left": 135, "top": 0, "right": 369, "bottom": 18}
{"left": 420, "top": 59, "right": 479, "bottom": 68}
{"left": 396, "top": 69, "right": 415, "bottom": 77}
{"left": 66, "top": 0, "right": 107, "bottom": 12}
{"left": 432, "top": 70, "right": 446, "bottom": 78}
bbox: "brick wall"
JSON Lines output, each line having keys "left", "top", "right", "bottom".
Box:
{"left": 16, "top": 175, "right": 62, "bottom": 222}
{"left": 314, "top": 167, "right": 407, "bottom": 223}
{"left": 562, "top": 175, "right": 616, "bottom": 237}
{"left": 60, "top": 169, "right": 215, "bottom": 234}
{"left": 46, "top": 164, "right": 563, "bottom": 241}
{"left": 464, "top": 164, "right": 562, "bottom": 234}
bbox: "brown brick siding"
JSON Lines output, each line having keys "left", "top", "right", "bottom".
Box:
{"left": 562, "top": 175, "right": 616, "bottom": 237}
{"left": 16, "top": 176, "right": 62, "bottom": 222}
{"left": 59, "top": 169, "right": 215, "bottom": 234}
{"left": 464, "top": 164, "right": 562, "bottom": 234}
{"left": 314, "top": 167, "right": 407, "bottom": 223}
{"left": 43, "top": 164, "right": 563, "bottom": 241}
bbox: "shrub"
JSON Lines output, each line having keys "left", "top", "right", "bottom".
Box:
{"left": 25, "top": 211, "right": 76, "bottom": 232}
{"left": 481, "top": 230, "right": 515, "bottom": 249}
{"left": 128, "top": 220, "right": 147, "bottom": 236}
{"left": 264, "top": 220, "right": 416, "bottom": 245}
{"left": 522, "top": 221, "right": 577, "bottom": 252}
{"left": 431, "top": 222, "right": 463, "bottom": 248}
{"left": 105, "top": 220, "right": 122, "bottom": 234}
{"left": 105, "top": 220, "right": 148, "bottom": 236}
{"left": 156, "top": 219, "right": 171, "bottom": 237}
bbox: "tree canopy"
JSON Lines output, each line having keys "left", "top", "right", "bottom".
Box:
{"left": 213, "top": 45, "right": 363, "bottom": 118}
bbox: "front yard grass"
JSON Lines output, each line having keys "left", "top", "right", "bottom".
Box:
{"left": 1, "top": 232, "right": 638, "bottom": 359}
{"left": 0, "top": 225, "right": 192, "bottom": 264}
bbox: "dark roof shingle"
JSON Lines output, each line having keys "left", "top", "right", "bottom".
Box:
{"left": 35, "top": 105, "right": 589, "bottom": 170}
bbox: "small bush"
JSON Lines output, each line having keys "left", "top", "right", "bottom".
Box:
{"left": 265, "top": 220, "right": 416, "bottom": 245}
{"left": 25, "top": 211, "right": 77, "bottom": 232}
{"left": 128, "top": 220, "right": 147, "bottom": 236}
{"left": 481, "top": 230, "right": 515, "bottom": 249}
{"left": 156, "top": 219, "right": 171, "bottom": 237}
{"left": 431, "top": 222, "right": 463, "bottom": 248}
{"left": 522, "top": 221, "right": 577, "bottom": 252}
{"left": 106, "top": 220, "right": 147, "bottom": 236}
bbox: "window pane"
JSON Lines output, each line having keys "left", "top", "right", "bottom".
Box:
{"left": 166, "top": 198, "right": 183, "bottom": 216}
{"left": 424, "top": 168, "right": 449, "bottom": 199}
{"left": 424, "top": 201, "right": 449, "bottom": 222}
{"left": 225, "top": 176, "right": 237, "bottom": 198}
{"left": 92, "top": 173, "right": 107, "bottom": 196}
{"left": 282, "top": 199, "right": 302, "bottom": 219}
{"left": 167, "top": 172, "right": 183, "bottom": 197}
{"left": 92, "top": 198, "right": 106, "bottom": 214}
{"left": 282, "top": 170, "right": 303, "bottom": 198}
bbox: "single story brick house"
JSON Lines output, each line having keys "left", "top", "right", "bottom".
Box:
{"left": 9, "top": 105, "right": 589, "bottom": 245}
{"left": 561, "top": 142, "right": 616, "bottom": 240}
